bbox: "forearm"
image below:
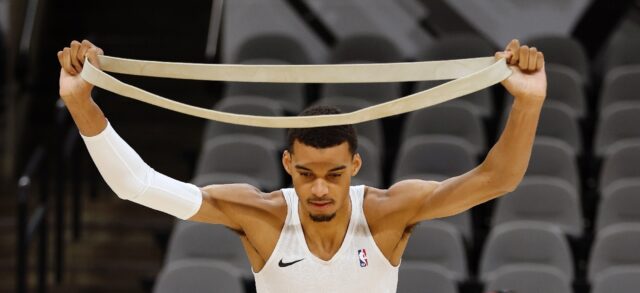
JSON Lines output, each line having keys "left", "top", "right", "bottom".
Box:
{"left": 80, "top": 119, "right": 202, "bottom": 220}
{"left": 64, "top": 95, "right": 108, "bottom": 136}
{"left": 481, "top": 95, "right": 544, "bottom": 189}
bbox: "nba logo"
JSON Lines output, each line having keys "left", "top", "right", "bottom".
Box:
{"left": 358, "top": 249, "right": 368, "bottom": 267}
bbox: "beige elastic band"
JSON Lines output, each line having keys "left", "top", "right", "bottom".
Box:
{"left": 81, "top": 55, "right": 511, "bottom": 128}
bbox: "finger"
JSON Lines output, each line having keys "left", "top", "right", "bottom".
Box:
{"left": 528, "top": 47, "right": 538, "bottom": 71}
{"left": 62, "top": 47, "right": 77, "bottom": 75}
{"left": 536, "top": 52, "right": 544, "bottom": 70}
{"left": 77, "top": 40, "right": 91, "bottom": 66}
{"left": 507, "top": 39, "right": 520, "bottom": 65}
{"left": 86, "top": 47, "right": 103, "bottom": 68}
{"left": 495, "top": 50, "right": 513, "bottom": 61}
{"left": 518, "top": 45, "right": 529, "bottom": 71}
{"left": 57, "top": 51, "right": 64, "bottom": 68}
{"left": 70, "top": 41, "right": 82, "bottom": 73}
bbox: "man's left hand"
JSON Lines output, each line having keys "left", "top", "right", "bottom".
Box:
{"left": 496, "top": 39, "right": 547, "bottom": 103}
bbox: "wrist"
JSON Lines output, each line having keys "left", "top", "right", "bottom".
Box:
{"left": 512, "top": 94, "right": 545, "bottom": 110}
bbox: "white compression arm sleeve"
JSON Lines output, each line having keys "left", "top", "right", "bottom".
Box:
{"left": 80, "top": 122, "right": 202, "bottom": 220}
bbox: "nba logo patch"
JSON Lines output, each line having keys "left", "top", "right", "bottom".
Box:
{"left": 357, "top": 249, "right": 368, "bottom": 267}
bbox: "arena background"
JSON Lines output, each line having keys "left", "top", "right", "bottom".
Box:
{"left": 1, "top": 0, "right": 640, "bottom": 292}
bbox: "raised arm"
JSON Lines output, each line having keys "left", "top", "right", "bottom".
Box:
{"left": 375, "top": 40, "right": 547, "bottom": 226}
{"left": 57, "top": 40, "right": 280, "bottom": 230}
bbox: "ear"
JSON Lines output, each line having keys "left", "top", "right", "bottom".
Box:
{"left": 282, "top": 150, "right": 293, "bottom": 175}
{"left": 351, "top": 153, "right": 362, "bottom": 176}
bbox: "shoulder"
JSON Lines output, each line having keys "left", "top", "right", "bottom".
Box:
{"left": 200, "top": 183, "right": 288, "bottom": 221}
{"left": 362, "top": 181, "right": 439, "bottom": 224}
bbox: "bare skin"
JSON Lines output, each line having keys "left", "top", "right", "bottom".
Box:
{"left": 58, "top": 39, "right": 546, "bottom": 272}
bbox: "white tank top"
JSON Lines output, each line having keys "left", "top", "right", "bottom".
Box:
{"left": 253, "top": 185, "right": 399, "bottom": 293}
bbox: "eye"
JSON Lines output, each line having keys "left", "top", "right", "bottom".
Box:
{"left": 329, "top": 173, "right": 342, "bottom": 178}
{"left": 299, "top": 172, "right": 312, "bottom": 177}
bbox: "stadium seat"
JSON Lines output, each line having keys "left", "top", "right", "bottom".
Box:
{"left": 397, "top": 263, "right": 459, "bottom": 293}
{"left": 225, "top": 59, "right": 307, "bottom": 113}
{"left": 154, "top": 259, "right": 245, "bottom": 293}
{"left": 527, "top": 35, "right": 590, "bottom": 83}
{"left": 598, "top": 65, "right": 640, "bottom": 110}
{"left": 525, "top": 138, "right": 579, "bottom": 189}
{"left": 592, "top": 267, "right": 640, "bottom": 293}
{"left": 484, "top": 264, "right": 572, "bottom": 293}
{"left": 588, "top": 223, "right": 640, "bottom": 282}
{"left": 595, "top": 104, "right": 640, "bottom": 158}
{"left": 165, "top": 221, "right": 251, "bottom": 276}
{"left": 193, "top": 135, "right": 282, "bottom": 191}
{"left": 492, "top": 178, "right": 583, "bottom": 237}
{"left": 204, "top": 95, "right": 286, "bottom": 149}
{"left": 545, "top": 64, "right": 587, "bottom": 118}
{"left": 401, "top": 103, "right": 486, "bottom": 156}
{"left": 403, "top": 221, "right": 468, "bottom": 281}
{"left": 479, "top": 221, "right": 574, "bottom": 281}
{"left": 392, "top": 136, "right": 476, "bottom": 183}
{"left": 596, "top": 182, "right": 640, "bottom": 232}
{"left": 599, "top": 142, "right": 640, "bottom": 193}
{"left": 313, "top": 97, "right": 384, "bottom": 150}
{"left": 321, "top": 34, "right": 403, "bottom": 104}
{"left": 351, "top": 137, "right": 383, "bottom": 188}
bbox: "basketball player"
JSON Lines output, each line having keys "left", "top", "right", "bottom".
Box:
{"left": 58, "top": 39, "right": 545, "bottom": 292}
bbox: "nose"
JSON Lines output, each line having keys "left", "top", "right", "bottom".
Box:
{"left": 310, "top": 179, "right": 329, "bottom": 198}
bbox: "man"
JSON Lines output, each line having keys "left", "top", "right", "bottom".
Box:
{"left": 58, "top": 39, "right": 545, "bottom": 292}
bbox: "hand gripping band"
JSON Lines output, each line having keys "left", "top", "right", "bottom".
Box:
{"left": 80, "top": 55, "right": 512, "bottom": 128}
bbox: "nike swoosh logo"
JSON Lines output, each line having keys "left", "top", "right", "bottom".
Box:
{"left": 278, "top": 258, "right": 304, "bottom": 267}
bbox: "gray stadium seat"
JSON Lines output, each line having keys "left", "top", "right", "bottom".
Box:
{"left": 499, "top": 101, "right": 581, "bottom": 155}
{"left": 599, "top": 142, "right": 640, "bottom": 193}
{"left": 403, "top": 221, "right": 468, "bottom": 281}
{"left": 596, "top": 182, "right": 640, "bottom": 232}
{"left": 599, "top": 65, "right": 640, "bottom": 110}
{"left": 225, "top": 59, "right": 306, "bottom": 113}
{"left": 222, "top": 0, "right": 328, "bottom": 63}
{"left": 313, "top": 97, "right": 384, "bottom": 150}
{"left": 416, "top": 80, "right": 493, "bottom": 119}
{"left": 525, "top": 138, "right": 579, "bottom": 189}
{"left": 419, "top": 34, "right": 496, "bottom": 118}
{"left": 193, "top": 135, "right": 282, "bottom": 191}
{"left": 397, "top": 263, "right": 458, "bottom": 293}
{"left": 545, "top": 64, "right": 587, "bottom": 118}
{"left": 588, "top": 223, "right": 640, "bottom": 282}
{"left": 527, "top": 36, "right": 590, "bottom": 84}
{"left": 204, "top": 95, "right": 286, "bottom": 149}
{"left": 321, "top": 34, "right": 403, "bottom": 104}
{"left": 484, "top": 264, "right": 572, "bottom": 293}
{"left": 492, "top": 178, "right": 583, "bottom": 237}
{"left": 602, "top": 35, "right": 640, "bottom": 74}
{"left": 434, "top": 212, "right": 473, "bottom": 243}
{"left": 401, "top": 103, "right": 486, "bottom": 156}
{"left": 595, "top": 103, "right": 640, "bottom": 157}
{"left": 154, "top": 259, "right": 245, "bottom": 293}
{"left": 479, "top": 221, "right": 574, "bottom": 281}
{"left": 351, "top": 137, "right": 383, "bottom": 188}
{"left": 422, "top": 34, "right": 496, "bottom": 61}
{"left": 392, "top": 136, "right": 476, "bottom": 183}
{"left": 302, "top": 0, "right": 433, "bottom": 59}
{"left": 165, "top": 221, "right": 251, "bottom": 276}
{"left": 592, "top": 267, "right": 640, "bottom": 293}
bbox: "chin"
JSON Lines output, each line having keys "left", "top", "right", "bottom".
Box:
{"left": 309, "top": 213, "right": 336, "bottom": 222}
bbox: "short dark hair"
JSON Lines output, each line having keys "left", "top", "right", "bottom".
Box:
{"left": 287, "top": 105, "right": 358, "bottom": 155}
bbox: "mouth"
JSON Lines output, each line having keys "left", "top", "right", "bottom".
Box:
{"left": 308, "top": 200, "right": 333, "bottom": 210}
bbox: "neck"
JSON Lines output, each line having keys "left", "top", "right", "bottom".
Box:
{"left": 298, "top": 196, "right": 352, "bottom": 259}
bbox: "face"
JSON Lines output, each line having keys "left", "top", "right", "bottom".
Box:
{"left": 282, "top": 140, "right": 362, "bottom": 223}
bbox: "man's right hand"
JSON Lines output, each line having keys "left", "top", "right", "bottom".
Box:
{"left": 57, "top": 40, "right": 103, "bottom": 103}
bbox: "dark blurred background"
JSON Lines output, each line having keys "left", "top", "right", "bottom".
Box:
{"left": 1, "top": 0, "right": 640, "bottom": 292}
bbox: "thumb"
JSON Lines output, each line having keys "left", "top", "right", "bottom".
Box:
{"left": 85, "top": 47, "right": 104, "bottom": 70}
{"left": 495, "top": 51, "right": 513, "bottom": 62}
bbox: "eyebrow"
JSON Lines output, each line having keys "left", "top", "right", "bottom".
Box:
{"left": 294, "top": 165, "right": 347, "bottom": 172}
